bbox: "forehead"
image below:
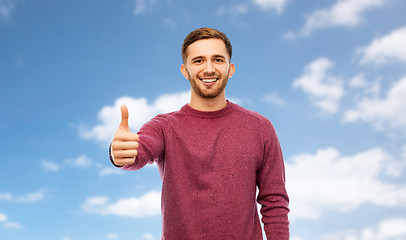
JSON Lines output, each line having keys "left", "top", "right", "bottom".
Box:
{"left": 185, "top": 38, "right": 229, "bottom": 60}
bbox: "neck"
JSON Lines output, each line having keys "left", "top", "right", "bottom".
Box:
{"left": 189, "top": 92, "right": 227, "bottom": 112}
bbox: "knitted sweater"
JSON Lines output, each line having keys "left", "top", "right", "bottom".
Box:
{"left": 114, "top": 101, "right": 289, "bottom": 240}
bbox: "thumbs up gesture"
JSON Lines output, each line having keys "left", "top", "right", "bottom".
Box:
{"left": 111, "top": 105, "right": 139, "bottom": 166}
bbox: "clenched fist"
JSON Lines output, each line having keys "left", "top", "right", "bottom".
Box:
{"left": 111, "top": 105, "right": 139, "bottom": 166}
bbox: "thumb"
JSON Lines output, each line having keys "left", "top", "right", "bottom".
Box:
{"left": 119, "top": 105, "right": 130, "bottom": 130}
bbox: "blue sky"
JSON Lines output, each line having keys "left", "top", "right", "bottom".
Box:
{"left": 1, "top": 0, "right": 406, "bottom": 239}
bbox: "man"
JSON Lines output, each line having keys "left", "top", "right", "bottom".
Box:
{"left": 110, "top": 28, "right": 289, "bottom": 239}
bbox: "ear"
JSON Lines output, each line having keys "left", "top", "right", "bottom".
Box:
{"left": 228, "top": 63, "right": 235, "bottom": 79}
{"left": 180, "top": 64, "right": 190, "bottom": 79}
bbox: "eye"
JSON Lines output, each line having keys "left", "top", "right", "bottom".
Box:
{"left": 215, "top": 58, "right": 224, "bottom": 63}
{"left": 193, "top": 59, "right": 203, "bottom": 64}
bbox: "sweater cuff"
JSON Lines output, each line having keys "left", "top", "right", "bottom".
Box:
{"left": 109, "top": 143, "right": 123, "bottom": 168}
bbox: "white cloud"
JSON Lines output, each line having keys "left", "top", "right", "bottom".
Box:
{"left": 321, "top": 217, "right": 406, "bottom": 240}
{"left": 134, "top": 0, "right": 157, "bottom": 15}
{"left": 42, "top": 155, "right": 101, "bottom": 172}
{"left": 162, "top": 18, "right": 177, "bottom": 29}
{"left": 65, "top": 155, "right": 93, "bottom": 168}
{"left": 41, "top": 160, "right": 59, "bottom": 172}
{"left": 1, "top": 190, "right": 45, "bottom": 204}
{"left": 343, "top": 76, "right": 406, "bottom": 134}
{"left": 0, "top": 213, "right": 7, "bottom": 222}
{"left": 252, "top": 0, "right": 289, "bottom": 13}
{"left": 263, "top": 92, "right": 287, "bottom": 106}
{"left": 0, "top": 0, "right": 15, "bottom": 21}
{"left": 3, "top": 222, "right": 21, "bottom": 229}
{"left": 16, "top": 190, "right": 45, "bottom": 204}
{"left": 80, "top": 91, "right": 190, "bottom": 144}
{"left": 293, "top": 57, "right": 344, "bottom": 113}
{"left": 142, "top": 233, "right": 156, "bottom": 239}
{"left": 349, "top": 73, "right": 368, "bottom": 88}
{"left": 0, "top": 192, "right": 12, "bottom": 201}
{"left": 0, "top": 213, "right": 21, "bottom": 229}
{"left": 402, "top": 145, "right": 406, "bottom": 159}
{"left": 83, "top": 196, "right": 109, "bottom": 209}
{"left": 359, "top": 26, "right": 406, "bottom": 65}
{"left": 82, "top": 191, "right": 161, "bottom": 218}
{"left": 106, "top": 233, "right": 119, "bottom": 239}
{"left": 348, "top": 73, "right": 382, "bottom": 98}
{"left": 286, "top": 147, "right": 406, "bottom": 220}
{"left": 217, "top": 4, "right": 249, "bottom": 16}
{"left": 285, "top": 0, "right": 389, "bottom": 38}
{"left": 99, "top": 167, "right": 125, "bottom": 176}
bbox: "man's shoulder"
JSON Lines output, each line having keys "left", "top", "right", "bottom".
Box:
{"left": 231, "top": 102, "right": 272, "bottom": 124}
{"left": 138, "top": 105, "right": 186, "bottom": 134}
{"left": 230, "top": 102, "right": 278, "bottom": 141}
{"left": 148, "top": 105, "right": 187, "bottom": 124}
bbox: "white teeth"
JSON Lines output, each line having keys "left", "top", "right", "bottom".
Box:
{"left": 202, "top": 79, "right": 217, "bottom": 83}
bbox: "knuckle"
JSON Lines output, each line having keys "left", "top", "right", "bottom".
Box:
{"left": 111, "top": 142, "right": 120, "bottom": 149}
{"left": 115, "top": 150, "right": 126, "bottom": 157}
{"left": 115, "top": 150, "right": 137, "bottom": 158}
{"left": 131, "top": 133, "right": 140, "bottom": 140}
{"left": 116, "top": 158, "right": 135, "bottom": 165}
{"left": 112, "top": 151, "right": 120, "bottom": 158}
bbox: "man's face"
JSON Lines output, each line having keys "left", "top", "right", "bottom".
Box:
{"left": 181, "top": 39, "right": 235, "bottom": 99}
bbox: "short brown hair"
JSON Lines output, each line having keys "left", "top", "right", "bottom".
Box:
{"left": 182, "top": 27, "right": 232, "bottom": 63}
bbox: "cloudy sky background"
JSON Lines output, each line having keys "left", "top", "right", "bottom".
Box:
{"left": 1, "top": 0, "right": 406, "bottom": 239}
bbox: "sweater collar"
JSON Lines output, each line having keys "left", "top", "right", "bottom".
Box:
{"left": 181, "top": 100, "right": 234, "bottom": 119}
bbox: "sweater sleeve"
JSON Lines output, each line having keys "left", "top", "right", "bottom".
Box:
{"left": 256, "top": 122, "right": 290, "bottom": 240}
{"left": 119, "top": 115, "right": 166, "bottom": 171}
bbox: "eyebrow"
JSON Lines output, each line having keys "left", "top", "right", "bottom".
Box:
{"left": 191, "top": 56, "right": 204, "bottom": 62}
{"left": 212, "top": 54, "right": 226, "bottom": 59}
{"left": 190, "top": 54, "right": 227, "bottom": 62}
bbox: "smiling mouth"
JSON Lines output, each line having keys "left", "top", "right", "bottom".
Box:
{"left": 200, "top": 78, "right": 218, "bottom": 83}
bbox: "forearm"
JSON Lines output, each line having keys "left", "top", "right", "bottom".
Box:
{"left": 258, "top": 185, "right": 290, "bottom": 239}
{"left": 257, "top": 123, "right": 290, "bottom": 239}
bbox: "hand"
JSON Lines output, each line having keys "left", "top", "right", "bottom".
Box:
{"left": 111, "top": 105, "right": 139, "bottom": 166}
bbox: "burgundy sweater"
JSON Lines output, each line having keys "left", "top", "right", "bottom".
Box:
{"left": 114, "top": 101, "right": 289, "bottom": 239}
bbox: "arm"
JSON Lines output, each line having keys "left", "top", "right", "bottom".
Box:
{"left": 256, "top": 123, "right": 290, "bottom": 240}
{"left": 109, "top": 105, "right": 165, "bottom": 170}
{"left": 120, "top": 115, "right": 165, "bottom": 170}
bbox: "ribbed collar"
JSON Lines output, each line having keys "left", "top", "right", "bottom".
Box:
{"left": 180, "top": 100, "right": 235, "bottom": 119}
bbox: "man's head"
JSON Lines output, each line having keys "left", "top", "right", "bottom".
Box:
{"left": 180, "top": 28, "right": 235, "bottom": 101}
{"left": 182, "top": 28, "right": 232, "bottom": 63}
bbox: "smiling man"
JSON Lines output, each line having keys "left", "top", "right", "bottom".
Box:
{"left": 109, "top": 28, "right": 290, "bottom": 239}
{"left": 180, "top": 36, "right": 234, "bottom": 108}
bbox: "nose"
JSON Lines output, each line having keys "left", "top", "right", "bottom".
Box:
{"left": 204, "top": 61, "right": 215, "bottom": 74}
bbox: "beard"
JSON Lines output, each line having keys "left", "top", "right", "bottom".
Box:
{"left": 188, "top": 70, "right": 229, "bottom": 99}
